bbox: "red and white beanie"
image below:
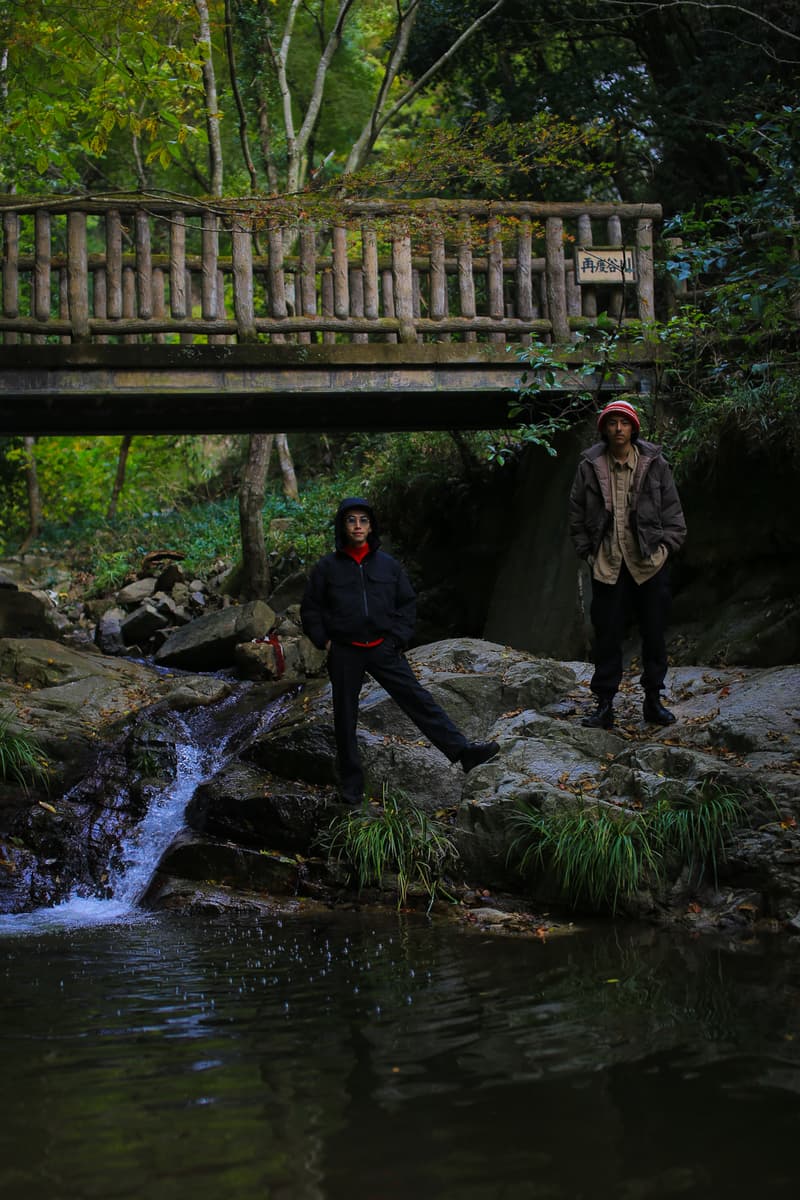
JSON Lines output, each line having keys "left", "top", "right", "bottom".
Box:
{"left": 596, "top": 399, "right": 641, "bottom": 433}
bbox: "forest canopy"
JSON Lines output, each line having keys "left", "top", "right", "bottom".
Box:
{"left": 1, "top": 1, "right": 798, "bottom": 566}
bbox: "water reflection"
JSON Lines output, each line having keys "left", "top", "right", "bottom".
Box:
{"left": 2, "top": 915, "right": 800, "bottom": 1199}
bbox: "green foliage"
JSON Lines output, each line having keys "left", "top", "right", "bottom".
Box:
{"left": 665, "top": 108, "right": 800, "bottom": 337}
{"left": 652, "top": 784, "right": 747, "bottom": 886}
{"left": 499, "top": 319, "right": 643, "bottom": 462}
{"left": 323, "top": 786, "right": 458, "bottom": 911}
{"left": 334, "top": 112, "right": 614, "bottom": 201}
{"left": 511, "top": 783, "right": 746, "bottom": 913}
{"left": 70, "top": 497, "right": 242, "bottom": 592}
{"left": 512, "top": 801, "right": 659, "bottom": 913}
{"left": 657, "top": 108, "right": 800, "bottom": 473}
{"left": 1, "top": 0, "right": 208, "bottom": 191}
{"left": 660, "top": 369, "right": 800, "bottom": 477}
{"left": 363, "top": 430, "right": 491, "bottom": 491}
{"left": 0, "top": 435, "right": 231, "bottom": 555}
{"left": 410, "top": 0, "right": 799, "bottom": 209}
{"left": 27, "top": 464, "right": 363, "bottom": 595}
{"left": 0, "top": 714, "right": 50, "bottom": 794}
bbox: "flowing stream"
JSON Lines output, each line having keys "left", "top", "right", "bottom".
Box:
{"left": 0, "top": 688, "right": 274, "bottom": 936}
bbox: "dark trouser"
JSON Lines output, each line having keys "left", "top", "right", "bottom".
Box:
{"left": 327, "top": 641, "right": 468, "bottom": 803}
{"left": 589, "top": 562, "right": 671, "bottom": 701}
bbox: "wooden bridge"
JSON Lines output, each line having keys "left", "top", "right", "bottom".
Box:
{"left": 0, "top": 195, "right": 661, "bottom": 434}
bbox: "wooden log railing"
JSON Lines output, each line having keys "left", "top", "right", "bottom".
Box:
{"left": 0, "top": 195, "right": 661, "bottom": 348}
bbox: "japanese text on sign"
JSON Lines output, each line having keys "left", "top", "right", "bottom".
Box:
{"left": 574, "top": 247, "right": 637, "bottom": 285}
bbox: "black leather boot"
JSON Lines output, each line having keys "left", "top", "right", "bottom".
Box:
{"left": 581, "top": 699, "right": 614, "bottom": 729}
{"left": 643, "top": 694, "right": 676, "bottom": 725}
{"left": 460, "top": 740, "right": 500, "bottom": 773}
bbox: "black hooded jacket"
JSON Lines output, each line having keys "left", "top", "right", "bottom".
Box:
{"left": 300, "top": 497, "right": 417, "bottom": 650}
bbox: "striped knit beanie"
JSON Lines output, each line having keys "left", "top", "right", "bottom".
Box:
{"left": 596, "top": 399, "right": 641, "bottom": 433}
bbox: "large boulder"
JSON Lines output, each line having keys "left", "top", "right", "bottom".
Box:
{"left": 200, "top": 640, "right": 800, "bottom": 925}
{"left": 0, "top": 586, "right": 66, "bottom": 639}
{"left": 186, "top": 761, "right": 332, "bottom": 854}
{"left": 154, "top": 600, "right": 276, "bottom": 670}
{"left": 240, "top": 639, "right": 575, "bottom": 810}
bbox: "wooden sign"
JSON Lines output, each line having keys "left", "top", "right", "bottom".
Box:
{"left": 574, "top": 246, "right": 638, "bottom": 285}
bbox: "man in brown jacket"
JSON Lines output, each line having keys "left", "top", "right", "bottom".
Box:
{"left": 568, "top": 399, "right": 687, "bottom": 729}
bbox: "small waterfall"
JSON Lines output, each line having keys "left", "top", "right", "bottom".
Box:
{"left": 0, "top": 688, "right": 285, "bottom": 935}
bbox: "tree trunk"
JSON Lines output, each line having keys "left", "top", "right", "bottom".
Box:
{"left": 195, "top": 0, "right": 224, "bottom": 198}
{"left": 107, "top": 433, "right": 133, "bottom": 521}
{"left": 275, "top": 433, "right": 299, "bottom": 500}
{"left": 19, "top": 436, "right": 41, "bottom": 553}
{"left": 238, "top": 433, "right": 273, "bottom": 600}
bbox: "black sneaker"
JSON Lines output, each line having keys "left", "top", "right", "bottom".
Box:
{"left": 460, "top": 740, "right": 500, "bottom": 773}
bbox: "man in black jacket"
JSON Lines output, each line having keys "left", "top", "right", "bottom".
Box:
{"left": 301, "top": 497, "right": 499, "bottom": 806}
{"left": 568, "top": 400, "right": 687, "bottom": 730}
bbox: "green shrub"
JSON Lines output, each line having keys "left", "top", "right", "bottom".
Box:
{"left": 323, "top": 786, "right": 458, "bottom": 910}
{"left": 511, "top": 783, "right": 746, "bottom": 913}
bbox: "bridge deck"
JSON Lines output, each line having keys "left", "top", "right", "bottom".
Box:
{"left": 0, "top": 194, "right": 660, "bottom": 433}
{"left": 0, "top": 342, "right": 650, "bottom": 434}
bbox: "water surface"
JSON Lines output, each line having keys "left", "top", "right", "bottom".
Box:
{"left": 2, "top": 912, "right": 799, "bottom": 1199}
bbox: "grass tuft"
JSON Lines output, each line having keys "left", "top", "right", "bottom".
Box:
{"left": 511, "top": 782, "right": 747, "bottom": 913}
{"left": 0, "top": 714, "right": 51, "bottom": 794}
{"left": 323, "top": 785, "right": 458, "bottom": 911}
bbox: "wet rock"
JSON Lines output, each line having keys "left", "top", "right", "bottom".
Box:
{"left": 162, "top": 677, "right": 233, "bottom": 710}
{"left": 0, "top": 637, "right": 229, "bottom": 797}
{"left": 149, "top": 830, "right": 301, "bottom": 895}
{"left": 242, "top": 640, "right": 577, "bottom": 815}
{"left": 267, "top": 571, "right": 308, "bottom": 613}
{"left": 234, "top": 640, "right": 283, "bottom": 680}
{"left": 186, "top": 760, "right": 332, "bottom": 854}
{"left": 0, "top": 587, "right": 65, "bottom": 639}
{"left": 154, "top": 562, "right": 185, "bottom": 593}
{"left": 3, "top": 629, "right": 799, "bottom": 927}
{"left": 246, "top": 713, "right": 339, "bottom": 788}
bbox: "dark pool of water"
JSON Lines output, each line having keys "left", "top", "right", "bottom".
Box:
{"left": 2, "top": 911, "right": 800, "bottom": 1200}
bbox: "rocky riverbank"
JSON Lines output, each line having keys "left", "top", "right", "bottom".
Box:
{"left": 1, "top": 609, "right": 798, "bottom": 932}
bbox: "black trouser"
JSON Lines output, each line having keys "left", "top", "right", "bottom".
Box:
{"left": 589, "top": 562, "right": 671, "bottom": 701}
{"left": 327, "top": 640, "right": 468, "bottom": 803}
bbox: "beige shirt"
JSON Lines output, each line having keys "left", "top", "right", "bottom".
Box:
{"left": 592, "top": 447, "right": 668, "bottom": 585}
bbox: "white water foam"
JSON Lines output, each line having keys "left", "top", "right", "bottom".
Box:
{"left": 0, "top": 725, "right": 213, "bottom": 936}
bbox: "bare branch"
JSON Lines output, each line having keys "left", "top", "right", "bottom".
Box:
{"left": 592, "top": 1, "right": 800, "bottom": 44}
{"left": 269, "top": 0, "right": 303, "bottom": 191}
{"left": 225, "top": 0, "right": 259, "bottom": 192}
{"left": 343, "top": 0, "right": 422, "bottom": 175}
{"left": 293, "top": 0, "right": 357, "bottom": 181}
{"left": 345, "top": 0, "right": 508, "bottom": 175}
